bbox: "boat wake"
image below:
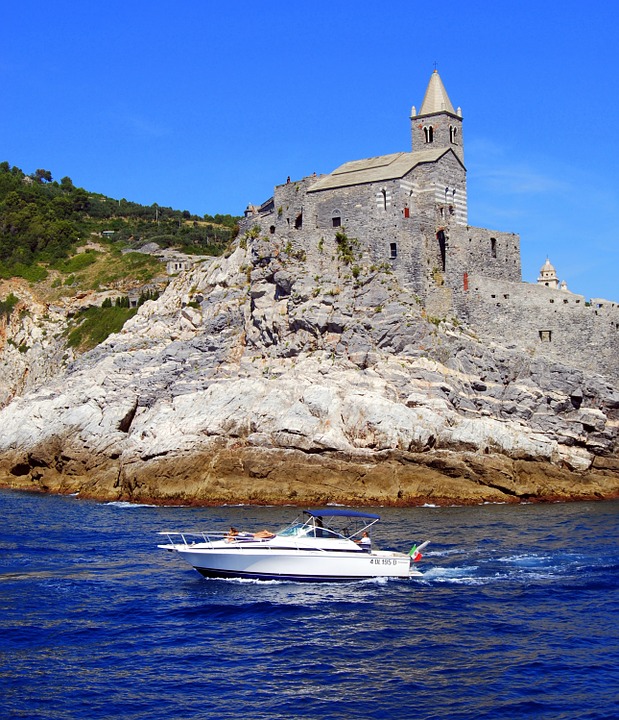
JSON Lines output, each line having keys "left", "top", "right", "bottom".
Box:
{"left": 421, "top": 547, "right": 595, "bottom": 586}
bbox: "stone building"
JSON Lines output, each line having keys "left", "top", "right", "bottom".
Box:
{"left": 244, "top": 69, "right": 519, "bottom": 310}
{"left": 537, "top": 257, "right": 569, "bottom": 292}
{"left": 241, "top": 70, "right": 619, "bottom": 381}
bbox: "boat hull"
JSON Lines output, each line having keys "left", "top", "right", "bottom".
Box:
{"left": 168, "top": 545, "right": 417, "bottom": 582}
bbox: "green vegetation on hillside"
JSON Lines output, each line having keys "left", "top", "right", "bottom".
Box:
{"left": 0, "top": 161, "right": 240, "bottom": 280}
{"left": 66, "top": 305, "right": 138, "bottom": 351}
{"left": 66, "top": 290, "right": 161, "bottom": 351}
{"left": 0, "top": 292, "right": 19, "bottom": 319}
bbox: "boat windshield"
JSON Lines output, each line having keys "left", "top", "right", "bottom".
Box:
{"left": 278, "top": 523, "right": 307, "bottom": 537}
{"left": 304, "top": 527, "right": 342, "bottom": 539}
{"left": 277, "top": 522, "right": 345, "bottom": 540}
{"left": 276, "top": 511, "right": 379, "bottom": 541}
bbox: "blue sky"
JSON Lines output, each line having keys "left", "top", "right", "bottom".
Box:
{"left": 2, "top": 1, "right": 619, "bottom": 301}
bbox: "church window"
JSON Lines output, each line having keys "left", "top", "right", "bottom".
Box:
{"left": 436, "top": 230, "right": 446, "bottom": 271}
{"left": 295, "top": 213, "right": 303, "bottom": 229}
{"left": 423, "top": 125, "right": 434, "bottom": 143}
{"left": 381, "top": 188, "right": 387, "bottom": 211}
{"left": 449, "top": 125, "right": 458, "bottom": 144}
{"left": 390, "top": 242, "right": 397, "bottom": 259}
{"left": 491, "top": 237, "right": 497, "bottom": 258}
{"left": 332, "top": 210, "right": 341, "bottom": 228}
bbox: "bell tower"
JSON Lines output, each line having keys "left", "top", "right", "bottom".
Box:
{"left": 411, "top": 69, "right": 464, "bottom": 164}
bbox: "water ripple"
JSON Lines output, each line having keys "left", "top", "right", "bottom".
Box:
{"left": 0, "top": 491, "right": 617, "bottom": 720}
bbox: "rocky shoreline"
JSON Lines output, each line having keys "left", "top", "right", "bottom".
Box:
{"left": 1, "top": 236, "right": 619, "bottom": 507}
{"left": 2, "top": 444, "right": 618, "bottom": 507}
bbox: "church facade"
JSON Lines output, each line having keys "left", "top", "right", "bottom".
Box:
{"left": 244, "top": 70, "right": 519, "bottom": 310}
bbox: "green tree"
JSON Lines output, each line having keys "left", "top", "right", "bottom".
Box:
{"left": 34, "top": 169, "right": 53, "bottom": 183}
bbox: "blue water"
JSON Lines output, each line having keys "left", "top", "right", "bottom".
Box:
{"left": 0, "top": 490, "right": 617, "bottom": 720}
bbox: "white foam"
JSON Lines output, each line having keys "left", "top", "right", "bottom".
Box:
{"left": 105, "top": 501, "right": 157, "bottom": 508}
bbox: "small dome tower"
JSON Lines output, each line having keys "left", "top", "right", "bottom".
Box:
{"left": 537, "top": 258, "right": 559, "bottom": 289}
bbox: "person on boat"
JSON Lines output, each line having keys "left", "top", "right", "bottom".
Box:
{"left": 357, "top": 531, "right": 372, "bottom": 552}
{"left": 253, "top": 529, "right": 276, "bottom": 539}
{"left": 226, "top": 527, "right": 240, "bottom": 542}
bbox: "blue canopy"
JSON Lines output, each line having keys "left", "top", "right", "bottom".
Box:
{"left": 304, "top": 509, "right": 380, "bottom": 520}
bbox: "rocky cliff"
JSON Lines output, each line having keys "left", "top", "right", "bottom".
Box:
{"left": 1, "top": 231, "right": 618, "bottom": 505}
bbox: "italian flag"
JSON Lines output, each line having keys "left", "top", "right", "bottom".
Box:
{"left": 409, "top": 540, "right": 429, "bottom": 562}
{"left": 409, "top": 545, "right": 422, "bottom": 562}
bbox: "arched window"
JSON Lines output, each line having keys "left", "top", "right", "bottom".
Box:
{"left": 295, "top": 213, "right": 302, "bottom": 229}
{"left": 331, "top": 209, "right": 341, "bottom": 228}
{"left": 423, "top": 125, "right": 434, "bottom": 143}
{"left": 381, "top": 188, "right": 387, "bottom": 211}
{"left": 449, "top": 125, "right": 458, "bottom": 144}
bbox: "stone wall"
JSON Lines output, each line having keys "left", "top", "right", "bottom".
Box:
{"left": 453, "top": 227, "right": 521, "bottom": 281}
{"left": 460, "top": 275, "right": 619, "bottom": 382}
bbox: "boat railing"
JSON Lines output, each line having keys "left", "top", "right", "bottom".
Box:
{"left": 158, "top": 531, "right": 362, "bottom": 553}
{"left": 158, "top": 531, "right": 284, "bottom": 548}
{"left": 158, "top": 531, "right": 229, "bottom": 548}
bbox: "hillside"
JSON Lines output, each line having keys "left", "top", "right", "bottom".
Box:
{"left": 0, "top": 161, "right": 238, "bottom": 277}
{"left": 0, "top": 161, "right": 240, "bottom": 404}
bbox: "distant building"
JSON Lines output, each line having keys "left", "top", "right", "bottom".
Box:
{"left": 538, "top": 258, "right": 560, "bottom": 289}
{"left": 166, "top": 258, "right": 194, "bottom": 275}
{"left": 537, "top": 257, "right": 570, "bottom": 292}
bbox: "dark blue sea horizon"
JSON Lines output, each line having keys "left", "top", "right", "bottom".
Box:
{"left": 1, "top": 489, "right": 617, "bottom": 720}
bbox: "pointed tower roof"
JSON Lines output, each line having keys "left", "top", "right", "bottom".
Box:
{"left": 418, "top": 69, "right": 456, "bottom": 116}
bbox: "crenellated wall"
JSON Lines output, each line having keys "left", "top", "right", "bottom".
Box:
{"left": 460, "top": 275, "right": 619, "bottom": 380}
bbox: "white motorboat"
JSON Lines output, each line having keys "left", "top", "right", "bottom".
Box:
{"left": 158, "top": 508, "right": 428, "bottom": 582}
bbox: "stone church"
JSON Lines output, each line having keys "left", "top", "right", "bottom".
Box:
{"left": 242, "top": 70, "right": 619, "bottom": 381}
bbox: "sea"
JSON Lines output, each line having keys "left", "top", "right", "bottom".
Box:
{"left": 0, "top": 489, "right": 617, "bottom": 720}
